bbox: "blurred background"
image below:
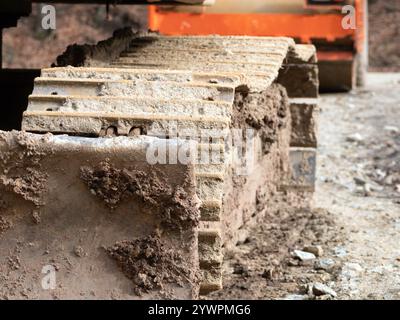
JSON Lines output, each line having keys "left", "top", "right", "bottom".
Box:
{"left": 2, "top": 0, "right": 399, "bottom": 71}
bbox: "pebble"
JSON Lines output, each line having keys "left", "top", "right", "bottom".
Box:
{"left": 344, "top": 262, "right": 363, "bottom": 272}
{"left": 370, "top": 184, "right": 384, "bottom": 192}
{"left": 312, "top": 282, "right": 337, "bottom": 297}
{"left": 354, "top": 176, "right": 366, "bottom": 186}
{"left": 384, "top": 175, "right": 394, "bottom": 185}
{"left": 384, "top": 125, "right": 399, "bottom": 134}
{"left": 333, "top": 246, "right": 347, "bottom": 257}
{"left": 363, "top": 183, "right": 372, "bottom": 196}
{"left": 32, "top": 211, "right": 41, "bottom": 224}
{"left": 292, "top": 250, "right": 316, "bottom": 261}
{"left": 346, "top": 133, "right": 363, "bottom": 143}
{"left": 74, "top": 246, "right": 85, "bottom": 258}
{"left": 303, "top": 245, "right": 324, "bottom": 257}
{"left": 319, "top": 273, "right": 332, "bottom": 282}
{"left": 341, "top": 262, "right": 363, "bottom": 279}
{"left": 314, "top": 258, "right": 336, "bottom": 271}
{"left": 374, "top": 169, "right": 386, "bottom": 180}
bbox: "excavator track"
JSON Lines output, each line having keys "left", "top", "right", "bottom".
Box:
{"left": 1, "top": 33, "right": 318, "bottom": 299}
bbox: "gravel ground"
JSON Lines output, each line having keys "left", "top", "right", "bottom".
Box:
{"left": 316, "top": 73, "right": 400, "bottom": 299}
{"left": 210, "top": 73, "right": 400, "bottom": 300}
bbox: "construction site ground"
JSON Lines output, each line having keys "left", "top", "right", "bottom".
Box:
{"left": 1, "top": 0, "right": 399, "bottom": 301}
{"left": 210, "top": 73, "right": 400, "bottom": 300}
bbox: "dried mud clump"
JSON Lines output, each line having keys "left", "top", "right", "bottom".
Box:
{"left": 0, "top": 198, "right": 10, "bottom": 234}
{"left": 80, "top": 160, "right": 199, "bottom": 229}
{"left": 0, "top": 216, "right": 12, "bottom": 234}
{"left": 0, "top": 131, "right": 49, "bottom": 206}
{"left": 0, "top": 168, "right": 48, "bottom": 206}
{"left": 107, "top": 234, "right": 196, "bottom": 296}
{"left": 54, "top": 28, "right": 137, "bottom": 67}
{"left": 233, "top": 84, "right": 289, "bottom": 153}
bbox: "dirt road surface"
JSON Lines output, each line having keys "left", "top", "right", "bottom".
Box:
{"left": 210, "top": 73, "right": 400, "bottom": 300}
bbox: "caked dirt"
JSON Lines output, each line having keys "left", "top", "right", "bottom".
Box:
{"left": 80, "top": 159, "right": 199, "bottom": 230}
{"left": 0, "top": 131, "right": 50, "bottom": 206}
{"left": 107, "top": 232, "right": 200, "bottom": 297}
{"left": 221, "top": 83, "right": 292, "bottom": 248}
{"left": 0, "top": 216, "right": 13, "bottom": 235}
{"left": 0, "top": 133, "right": 201, "bottom": 299}
{"left": 232, "top": 84, "right": 289, "bottom": 154}
{"left": 54, "top": 28, "right": 137, "bottom": 67}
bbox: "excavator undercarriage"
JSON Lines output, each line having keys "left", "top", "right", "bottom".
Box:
{"left": 0, "top": 31, "right": 318, "bottom": 299}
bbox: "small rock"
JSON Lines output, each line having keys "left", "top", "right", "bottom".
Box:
{"left": 370, "top": 183, "right": 384, "bottom": 192}
{"left": 314, "top": 258, "right": 336, "bottom": 271}
{"left": 384, "top": 175, "right": 394, "bottom": 185}
{"left": 303, "top": 245, "right": 324, "bottom": 257}
{"left": 396, "top": 185, "right": 400, "bottom": 193}
{"left": 384, "top": 125, "right": 399, "bottom": 134}
{"left": 343, "top": 262, "right": 363, "bottom": 273}
{"left": 312, "top": 282, "right": 337, "bottom": 297}
{"left": 340, "top": 262, "right": 363, "bottom": 282}
{"left": 283, "top": 294, "right": 309, "bottom": 300}
{"left": 270, "top": 259, "right": 280, "bottom": 266}
{"left": 374, "top": 169, "right": 386, "bottom": 180}
{"left": 74, "top": 246, "right": 85, "bottom": 258}
{"left": 333, "top": 246, "right": 347, "bottom": 257}
{"left": 347, "top": 103, "right": 356, "bottom": 109}
{"left": 354, "top": 176, "right": 366, "bottom": 186}
{"left": 32, "top": 211, "right": 41, "bottom": 224}
{"left": 346, "top": 133, "right": 363, "bottom": 143}
{"left": 319, "top": 272, "right": 332, "bottom": 282}
{"left": 363, "top": 183, "right": 372, "bottom": 196}
{"left": 292, "top": 250, "right": 316, "bottom": 262}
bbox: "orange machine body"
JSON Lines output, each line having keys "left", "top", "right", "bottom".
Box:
{"left": 148, "top": 0, "right": 367, "bottom": 67}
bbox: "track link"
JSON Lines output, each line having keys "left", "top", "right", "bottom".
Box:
{"left": 21, "top": 34, "right": 318, "bottom": 297}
